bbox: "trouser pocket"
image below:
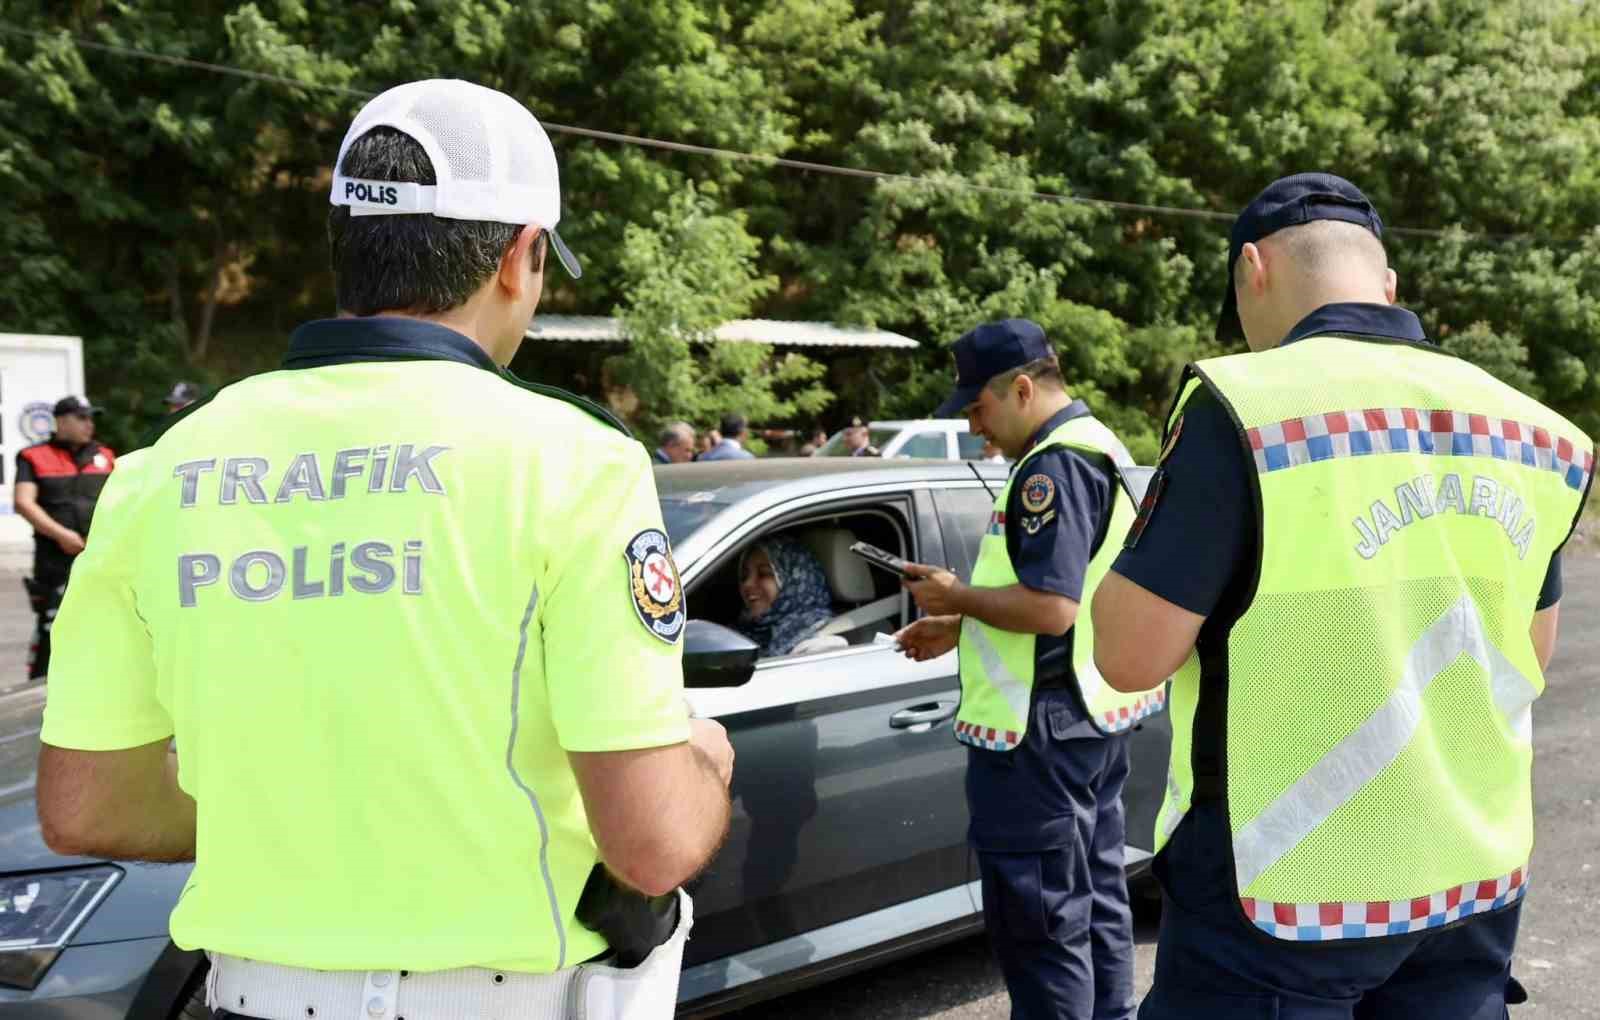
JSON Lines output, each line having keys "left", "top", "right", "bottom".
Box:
{"left": 978, "top": 845, "right": 1088, "bottom": 944}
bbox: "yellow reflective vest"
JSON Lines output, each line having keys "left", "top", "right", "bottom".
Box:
{"left": 954, "top": 413, "right": 1168, "bottom": 750}
{"left": 1155, "top": 334, "right": 1593, "bottom": 942}
{"left": 42, "top": 340, "right": 689, "bottom": 973}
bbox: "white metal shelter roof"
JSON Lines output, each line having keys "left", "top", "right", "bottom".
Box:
{"left": 525, "top": 316, "right": 918, "bottom": 349}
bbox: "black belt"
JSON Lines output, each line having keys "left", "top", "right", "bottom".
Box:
{"left": 1033, "top": 670, "right": 1072, "bottom": 691}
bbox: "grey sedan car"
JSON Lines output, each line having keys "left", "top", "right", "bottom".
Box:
{"left": 0, "top": 458, "right": 1168, "bottom": 1018}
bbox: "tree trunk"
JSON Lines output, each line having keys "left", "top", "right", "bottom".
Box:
{"left": 193, "top": 232, "right": 232, "bottom": 362}
{"left": 167, "top": 256, "right": 192, "bottom": 364}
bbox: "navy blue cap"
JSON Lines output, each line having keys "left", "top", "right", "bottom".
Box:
{"left": 935, "top": 319, "right": 1054, "bottom": 418}
{"left": 1218, "top": 172, "right": 1384, "bottom": 341}
{"left": 53, "top": 396, "right": 100, "bottom": 416}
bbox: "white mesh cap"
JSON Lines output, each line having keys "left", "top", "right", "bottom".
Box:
{"left": 330, "top": 79, "right": 580, "bottom": 278}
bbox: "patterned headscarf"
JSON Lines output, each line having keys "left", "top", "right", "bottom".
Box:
{"left": 737, "top": 536, "right": 836, "bottom": 657}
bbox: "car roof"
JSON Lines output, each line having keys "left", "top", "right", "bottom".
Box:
{"left": 655, "top": 457, "right": 1005, "bottom": 503}
{"left": 871, "top": 419, "right": 967, "bottom": 429}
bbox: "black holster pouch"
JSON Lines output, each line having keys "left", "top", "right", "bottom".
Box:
{"left": 575, "top": 863, "right": 680, "bottom": 969}
{"left": 22, "top": 577, "right": 44, "bottom": 613}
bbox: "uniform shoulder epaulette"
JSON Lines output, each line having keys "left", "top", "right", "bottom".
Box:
{"left": 499, "top": 370, "right": 633, "bottom": 439}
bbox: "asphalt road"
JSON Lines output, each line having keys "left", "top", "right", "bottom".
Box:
{"left": 0, "top": 554, "right": 1593, "bottom": 1018}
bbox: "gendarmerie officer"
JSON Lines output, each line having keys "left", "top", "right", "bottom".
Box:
{"left": 895, "top": 319, "right": 1165, "bottom": 1020}
{"left": 37, "top": 79, "right": 734, "bottom": 1020}
{"left": 1094, "top": 173, "right": 1592, "bottom": 1018}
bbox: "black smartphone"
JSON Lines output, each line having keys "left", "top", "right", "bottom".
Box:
{"left": 849, "top": 540, "right": 912, "bottom": 579}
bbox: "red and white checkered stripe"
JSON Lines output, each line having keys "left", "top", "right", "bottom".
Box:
{"left": 953, "top": 719, "right": 1019, "bottom": 752}
{"left": 1240, "top": 865, "right": 1527, "bottom": 941}
{"left": 1246, "top": 407, "right": 1593, "bottom": 493}
{"left": 1101, "top": 687, "right": 1167, "bottom": 733}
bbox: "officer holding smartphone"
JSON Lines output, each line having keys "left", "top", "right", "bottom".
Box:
{"left": 893, "top": 320, "right": 1164, "bottom": 1020}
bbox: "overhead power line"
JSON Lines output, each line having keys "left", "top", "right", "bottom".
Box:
{"left": 0, "top": 23, "right": 1579, "bottom": 244}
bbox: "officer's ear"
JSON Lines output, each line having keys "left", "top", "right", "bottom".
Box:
{"left": 1238, "top": 242, "right": 1268, "bottom": 297}
{"left": 1384, "top": 267, "right": 1398, "bottom": 305}
{"left": 499, "top": 225, "right": 547, "bottom": 299}
{"left": 1013, "top": 372, "right": 1035, "bottom": 406}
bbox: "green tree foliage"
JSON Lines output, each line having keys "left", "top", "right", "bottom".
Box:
{"left": 1, "top": 0, "right": 1597, "bottom": 452}
{"left": 609, "top": 187, "right": 829, "bottom": 439}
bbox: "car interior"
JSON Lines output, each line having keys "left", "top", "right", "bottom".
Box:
{"left": 688, "top": 505, "right": 912, "bottom": 660}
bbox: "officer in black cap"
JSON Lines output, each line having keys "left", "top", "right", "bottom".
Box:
{"left": 13, "top": 397, "right": 117, "bottom": 679}
{"left": 841, "top": 416, "right": 880, "bottom": 457}
{"left": 1093, "top": 173, "right": 1568, "bottom": 1017}
{"left": 894, "top": 318, "right": 1145, "bottom": 1020}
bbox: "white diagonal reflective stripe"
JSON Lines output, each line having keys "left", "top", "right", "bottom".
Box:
{"left": 962, "top": 617, "right": 1031, "bottom": 727}
{"left": 1486, "top": 639, "right": 1537, "bottom": 743}
{"left": 1233, "top": 594, "right": 1537, "bottom": 892}
{"left": 1077, "top": 655, "right": 1106, "bottom": 704}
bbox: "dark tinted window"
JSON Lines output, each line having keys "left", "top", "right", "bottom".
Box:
{"left": 659, "top": 497, "right": 729, "bottom": 546}
{"left": 931, "top": 487, "right": 996, "bottom": 582}
{"left": 956, "top": 432, "right": 987, "bottom": 460}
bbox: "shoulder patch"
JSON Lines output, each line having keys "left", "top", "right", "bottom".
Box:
{"left": 1124, "top": 467, "right": 1168, "bottom": 550}
{"left": 1020, "top": 473, "right": 1056, "bottom": 514}
{"left": 626, "top": 529, "right": 686, "bottom": 645}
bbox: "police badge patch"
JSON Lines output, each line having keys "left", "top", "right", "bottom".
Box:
{"left": 625, "top": 529, "right": 686, "bottom": 644}
{"left": 1020, "top": 473, "right": 1055, "bottom": 513}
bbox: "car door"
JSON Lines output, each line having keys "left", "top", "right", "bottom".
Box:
{"left": 678, "top": 489, "right": 970, "bottom": 998}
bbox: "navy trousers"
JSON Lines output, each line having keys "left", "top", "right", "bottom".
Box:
{"left": 968, "top": 689, "right": 1136, "bottom": 1020}
{"left": 1140, "top": 802, "right": 1522, "bottom": 1020}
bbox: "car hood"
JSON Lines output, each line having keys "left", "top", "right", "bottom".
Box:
{"left": 0, "top": 701, "right": 79, "bottom": 871}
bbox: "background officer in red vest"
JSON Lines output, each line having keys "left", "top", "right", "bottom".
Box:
{"left": 14, "top": 396, "right": 116, "bottom": 679}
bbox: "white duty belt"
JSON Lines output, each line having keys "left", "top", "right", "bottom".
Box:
{"left": 206, "top": 889, "right": 693, "bottom": 1020}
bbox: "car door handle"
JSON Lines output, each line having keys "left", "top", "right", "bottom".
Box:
{"left": 889, "top": 700, "right": 959, "bottom": 729}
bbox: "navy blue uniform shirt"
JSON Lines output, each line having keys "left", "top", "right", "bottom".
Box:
{"left": 1112, "top": 303, "right": 1562, "bottom": 632}
{"left": 1003, "top": 401, "right": 1115, "bottom": 682}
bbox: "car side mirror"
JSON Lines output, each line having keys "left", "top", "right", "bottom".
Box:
{"left": 683, "top": 619, "right": 760, "bottom": 688}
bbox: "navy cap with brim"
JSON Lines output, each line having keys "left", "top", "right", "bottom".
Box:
{"left": 934, "top": 383, "right": 986, "bottom": 419}
{"left": 53, "top": 397, "right": 100, "bottom": 416}
{"left": 1218, "top": 172, "right": 1383, "bottom": 342}
{"left": 936, "top": 319, "right": 1053, "bottom": 418}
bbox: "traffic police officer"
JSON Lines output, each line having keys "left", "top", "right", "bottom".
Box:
{"left": 895, "top": 319, "right": 1166, "bottom": 1020}
{"left": 36, "top": 79, "right": 734, "bottom": 1020}
{"left": 1093, "top": 173, "right": 1593, "bottom": 1018}
{"left": 13, "top": 395, "right": 115, "bottom": 679}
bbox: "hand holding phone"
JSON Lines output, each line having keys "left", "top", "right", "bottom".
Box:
{"left": 849, "top": 541, "right": 912, "bottom": 578}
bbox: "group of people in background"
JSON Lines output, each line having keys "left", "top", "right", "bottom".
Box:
{"left": 653, "top": 413, "right": 892, "bottom": 463}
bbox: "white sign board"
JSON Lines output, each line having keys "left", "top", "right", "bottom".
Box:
{"left": 0, "top": 335, "right": 86, "bottom": 545}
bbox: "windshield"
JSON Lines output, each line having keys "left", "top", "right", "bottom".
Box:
{"left": 814, "top": 427, "right": 902, "bottom": 456}
{"left": 659, "top": 496, "right": 730, "bottom": 546}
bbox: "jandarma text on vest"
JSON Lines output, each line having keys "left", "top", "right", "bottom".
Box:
{"left": 1353, "top": 472, "right": 1534, "bottom": 561}
{"left": 170, "top": 444, "right": 449, "bottom": 607}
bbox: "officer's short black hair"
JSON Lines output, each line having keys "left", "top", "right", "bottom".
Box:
{"left": 986, "top": 356, "right": 1064, "bottom": 394}
{"left": 327, "top": 127, "right": 545, "bottom": 316}
{"left": 720, "top": 413, "right": 748, "bottom": 437}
